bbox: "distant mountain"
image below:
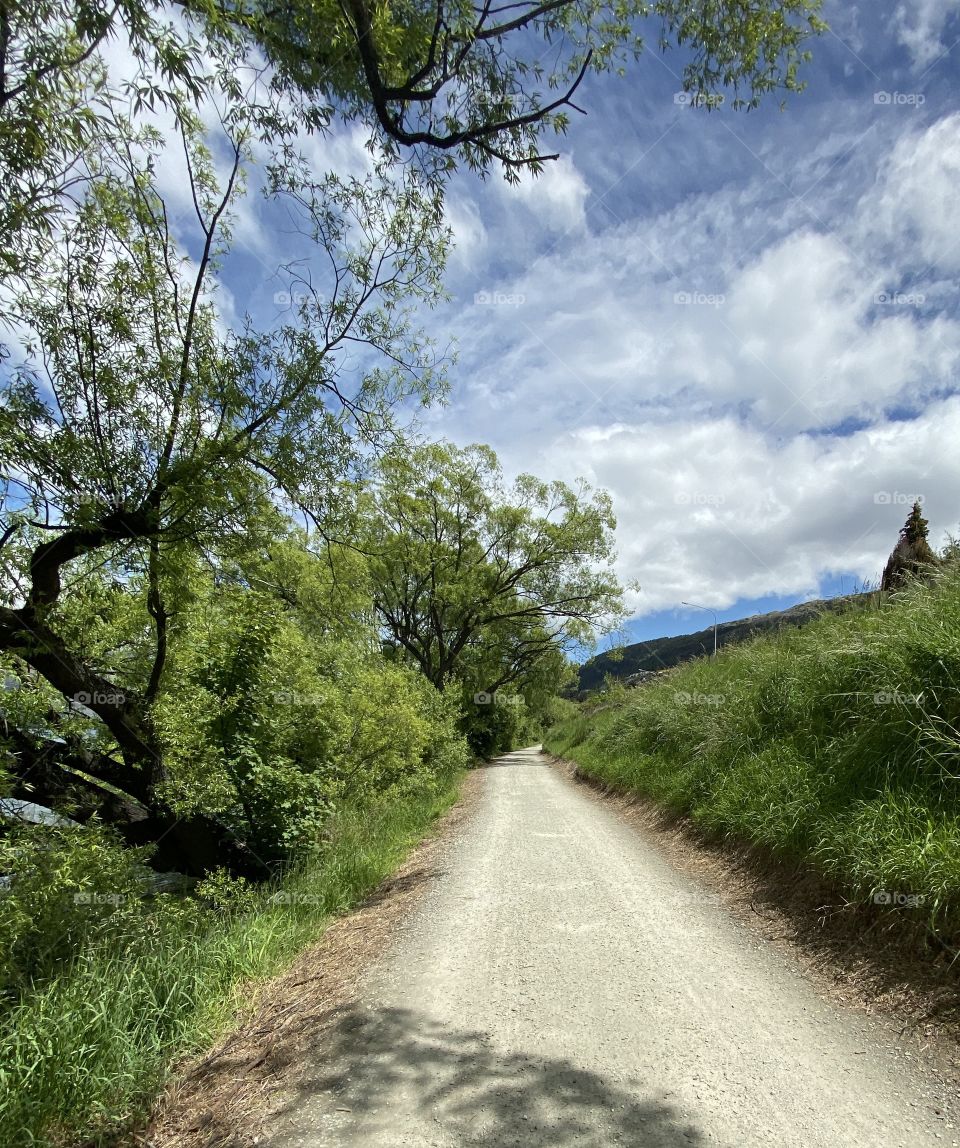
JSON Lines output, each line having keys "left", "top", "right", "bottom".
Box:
{"left": 576, "top": 594, "right": 870, "bottom": 693}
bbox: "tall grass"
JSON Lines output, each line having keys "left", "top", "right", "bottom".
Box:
{"left": 545, "top": 568, "right": 960, "bottom": 935}
{"left": 0, "top": 771, "right": 462, "bottom": 1147}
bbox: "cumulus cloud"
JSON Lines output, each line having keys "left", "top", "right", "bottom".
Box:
{"left": 718, "top": 229, "right": 959, "bottom": 430}
{"left": 436, "top": 116, "right": 960, "bottom": 444}
{"left": 532, "top": 400, "right": 960, "bottom": 614}
{"left": 424, "top": 108, "right": 960, "bottom": 619}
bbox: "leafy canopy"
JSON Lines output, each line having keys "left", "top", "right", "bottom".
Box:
{"left": 365, "top": 440, "right": 624, "bottom": 693}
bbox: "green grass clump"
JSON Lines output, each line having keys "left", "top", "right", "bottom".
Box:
{"left": 0, "top": 770, "right": 462, "bottom": 1147}
{"left": 545, "top": 568, "right": 960, "bottom": 934}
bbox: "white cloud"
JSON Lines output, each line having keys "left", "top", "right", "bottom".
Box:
{"left": 718, "top": 229, "right": 959, "bottom": 430}
{"left": 435, "top": 114, "right": 960, "bottom": 452}
{"left": 298, "top": 122, "right": 378, "bottom": 183}
{"left": 890, "top": 0, "right": 956, "bottom": 69}
{"left": 496, "top": 154, "right": 589, "bottom": 232}
{"left": 422, "top": 109, "right": 960, "bottom": 619}
{"left": 445, "top": 194, "right": 488, "bottom": 271}
{"left": 860, "top": 113, "right": 960, "bottom": 274}
{"left": 826, "top": 3, "right": 866, "bottom": 56}
{"left": 533, "top": 400, "right": 960, "bottom": 614}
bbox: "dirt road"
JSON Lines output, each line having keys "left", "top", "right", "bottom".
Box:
{"left": 268, "top": 747, "right": 957, "bottom": 1147}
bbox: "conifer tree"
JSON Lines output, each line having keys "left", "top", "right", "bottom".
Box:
{"left": 881, "top": 501, "right": 939, "bottom": 591}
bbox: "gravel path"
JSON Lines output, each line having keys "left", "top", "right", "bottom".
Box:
{"left": 268, "top": 746, "right": 958, "bottom": 1147}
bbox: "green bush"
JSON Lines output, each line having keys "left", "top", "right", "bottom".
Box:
{"left": 0, "top": 824, "right": 156, "bottom": 993}
{"left": 0, "top": 570, "right": 470, "bottom": 1145}
{"left": 0, "top": 773, "right": 462, "bottom": 1146}
{"left": 153, "top": 587, "right": 468, "bottom": 863}
{"left": 463, "top": 690, "right": 528, "bottom": 758}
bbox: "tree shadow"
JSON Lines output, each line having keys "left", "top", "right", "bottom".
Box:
{"left": 476, "top": 747, "right": 545, "bottom": 769}
{"left": 357, "top": 866, "right": 443, "bottom": 908}
{"left": 269, "top": 1003, "right": 703, "bottom": 1146}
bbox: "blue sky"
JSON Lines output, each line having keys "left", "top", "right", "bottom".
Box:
{"left": 409, "top": 0, "right": 960, "bottom": 648}
{"left": 97, "top": 3, "right": 960, "bottom": 651}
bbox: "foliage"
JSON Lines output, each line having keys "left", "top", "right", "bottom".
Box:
{"left": 0, "top": 54, "right": 451, "bottom": 876}
{"left": 363, "top": 440, "right": 624, "bottom": 753}
{"left": 0, "top": 769, "right": 462, "bottom": 1147}
{"left": 0, "top": 822, "right": 155, "bottom": 993}
{"left": 149, "top": 564, "right": 469, "bottom": 860}
{"left": 0, "top": 0, "right": 826, "bottom": 227}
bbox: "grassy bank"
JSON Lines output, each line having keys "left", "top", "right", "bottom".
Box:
{"left": 0, "top": 769, "right": 462, "bottom": 1147}
{"left": 545, "top": 568, "right": 960, "bottom": 939}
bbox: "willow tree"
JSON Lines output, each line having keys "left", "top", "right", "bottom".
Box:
{"left": 0, "top": 0, "right": 826, "bottom": 259}
{"left": 0, "top": 89, "right": 447, "bottom": 872}
{"left": 364, "top": 441, "right": 624, "bottom": 698}
{"left": 187, "top": 0, "right": 826, "bottom": 172}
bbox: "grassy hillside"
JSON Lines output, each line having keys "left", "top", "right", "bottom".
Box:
{"left": 576, "top": 594, "right": 869, "bottom": 692}
{"left": 546, "top": 570, "right": 960, "bottom": 938}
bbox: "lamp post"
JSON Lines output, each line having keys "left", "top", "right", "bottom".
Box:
{"left": 682, "top": 600, "right": 718, "bottom": 657}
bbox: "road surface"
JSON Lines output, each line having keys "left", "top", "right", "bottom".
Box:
{"left": 268, "top": 746, "right": 957, "bottom": 1147}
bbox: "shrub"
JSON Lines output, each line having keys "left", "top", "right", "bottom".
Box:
{"left": 0, "top": 823, "right": 155, "bottom": 993}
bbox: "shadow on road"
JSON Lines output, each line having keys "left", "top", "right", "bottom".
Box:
{"left": 476, "top": 746, "right": 546, "bottom": 769}
{"left": 270, "top": 1003, "right": 703, "bottom": 1146}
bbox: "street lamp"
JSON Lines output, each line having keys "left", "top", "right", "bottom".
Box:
{"left": 682, "top": 600, "right": 718, "bottom": 657}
